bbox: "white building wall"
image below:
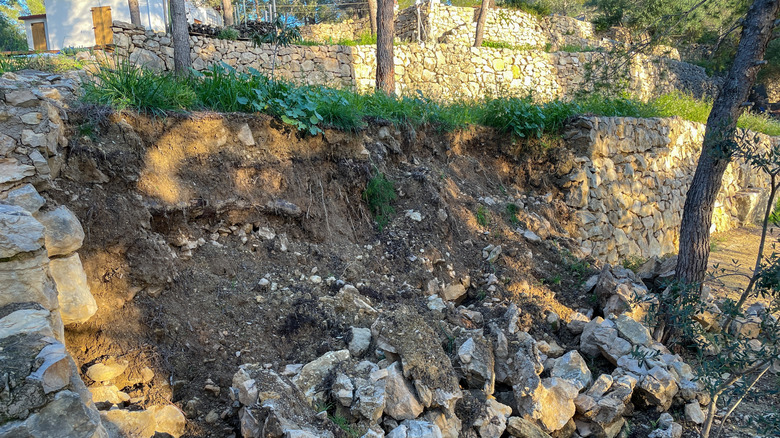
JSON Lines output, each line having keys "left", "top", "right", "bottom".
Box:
{"left": 45, "top": 0, "right": 167, "bottom": 50}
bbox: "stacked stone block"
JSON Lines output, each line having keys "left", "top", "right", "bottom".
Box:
{"left": 561, "top": 116, "right": 774, "bottom": 263}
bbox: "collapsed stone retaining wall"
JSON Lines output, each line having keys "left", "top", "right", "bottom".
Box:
{"left": 114, "top": 21, "right": 718, "bottom": 101}
{"left": 561, "top": 116, "right": 774, "bottom": 263}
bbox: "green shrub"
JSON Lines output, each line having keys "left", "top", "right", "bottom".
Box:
{"left": 217, "top": 27, "right": 240, "bottom": 40}
{"left": 363, "top": 171, "right": 397, "bottom": 230}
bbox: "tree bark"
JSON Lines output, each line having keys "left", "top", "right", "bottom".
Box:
{"left": 474, "top": 0, "right": 490, "bottom": 48}
{"left": 128, "top": 0, "right": 142, "bottom": 26}
{"left": 376, "top": 0, "right": 395, "bottom": 95}
{"left": 674, "top": 0, "right": 780, "bottom": 288}
{"left": 368, "top": 0, "right": 378, "bottom": 36}
{"left": 223, "top": 0, "right": 235, "bottom": 26}
{"left": 170, "top": 0, "right": 191, "bottom": 75}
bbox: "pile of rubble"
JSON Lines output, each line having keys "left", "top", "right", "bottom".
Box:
{"left": 225, "top": 260, "right": 725, "bottom": 438}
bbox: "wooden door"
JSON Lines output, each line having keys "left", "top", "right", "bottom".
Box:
{"left": 31, "top": 22, "right": 47, "bottom": 51}
{"left": 91, "top": 6, "right": 113, "bottom": 47}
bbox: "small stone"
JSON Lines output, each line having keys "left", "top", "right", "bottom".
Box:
{"left": 49, "top": 253, "right": 98, "bottom": 325}
{"left": 523, "top": 229, "right": 542, "bottom": 242}
{"left": 204, "top": 410, "right": 219, "bottom": 423}
{"left": 684, "top": 401, "right": 705, "bottom": 424}
{"left": 0, "top": 183, "right": 45, "bottom": 213}
{"left": 506, "top": 416, "right": 551, "bottom": 438}
{"left": 86, "top": 358, "right": 129, "bottom": 382}
{"left": 149, "top": 405, "right": 186, "bottom": 437}
{"left": 236, "top": 123, "right": 255, "bottom": 146}
{"left": 349, "top": 327, "right": 372, "bottom": 356}
{"left": 440, "top": 282, "right": 466, "bottom": 302}
{"left": 101, "top": 409, "right": 156, "bottom": 437}
{"left": 405, "top": 210, "right": 422, "bottom": 222}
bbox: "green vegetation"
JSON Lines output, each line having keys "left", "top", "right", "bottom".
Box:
{"left": 335, "top": 31, "right": 377, "bottom": 47}
{"left": 558, "top": 44, "right": 601, "bottom": 53}
{"left": 0, "top": 14, "right": 27, "bottom": 51}
{"left": 363, "top": 171, "right": 397, "bottom": 230}
{"left": 621, "top": 255, "right": 646, "bottom": 272}
{"left": 0, "top": 53, "right": 88, "bottom": 74}
{"left": 475, "top": 205, "right": 490, "bottom": 227}
{"left": 216, "top": 27, "right": 240, "bottom": 40}
{"left": 654, "top": 91, "right": 780, "bottom": 136}
{"left": 81, "top": 63, "right": 780, "bottom": 138}
{"left": 505, "top": 203, "right": 520, "bottom": 225}
{"left": 481, "top": 40, "right": 538, "bottom": 51}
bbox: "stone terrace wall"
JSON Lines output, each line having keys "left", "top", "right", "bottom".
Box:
{"left": 114, "top": 20, "right": 717, "bottom": 101}
{"left": 113, "top": 21, "right": 354, "bottom": 88}
{"left": 351, "top": 45, "right": 718, "bottom": 101}
{"left": 399, "top": 1, "right": 601, "bottom": 50}
{"left": 299, "top": 17, "right": 370, "bottom": 43}
{"left": 560, "top": 116, "right": 774, "bottom": 264}
{"left": 0, "top": 71, "right": 106, "bottom": 437}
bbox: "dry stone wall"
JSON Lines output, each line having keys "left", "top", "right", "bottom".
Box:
{"left": 115, "top": 19, "right": 718, "bottom": 102}
{"left": 112, "top": 21, "right": 355, "bottom": 88}
{"left": 351, "top": 45, "right": 717, "bottom": 101}
{"left": 0, "top": 70, "right": 106, "bottom": 438}
{"left": 560, "top": 116, "right": 774, "bottom": 264}
{"left": 300, "top": 17, "right": 370, "bottom": 42}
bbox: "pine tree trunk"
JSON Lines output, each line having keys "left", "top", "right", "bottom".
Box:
{"left": 170, "top": 0, "right": 191, "bottom": 75}
{"left": 223, "top": 0, "right": 235, "bottom": 26}
{"left": 368, "top": 0, "right": 378, "bottom": 36}
{"left": 474, "top": 0, "right": 490, "bottom": 48}
{"left": 674, "top": 0, "right": 780, "bottom": 288}
{"left": 128, "top": 0, "right": 142, "bottom": 26}
{"left": 376, "top": 0, "right": 395, "bottom": 95}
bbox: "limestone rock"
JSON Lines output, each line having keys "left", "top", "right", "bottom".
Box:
{"left": 101, "top": 408, "right": 157, "bottom": 437}
{"left": 86, "top": 358, "right": 129, "bottom": 382}
{"left": 614, "top": 314, "right": 652, "bottom": 346}
{"left": 371, "top": 309, "right": 462, "bottom": 411}
{"left": 237, "top": 123, "right": 255, "bottom": 146}
{"left": 89, "top": 385, "right": 131, "bottom": 405}
{"left": 0, "top": 251, "right": 58, "bottom": 312}
{"left": 534, "top": 378, "right": 578, "bottom": 432}
{"left": 332, "top": 373, "right": 354, "bottom": 407}
{"left": 637, "top": 366, "right": 678, "bottom": 410}
{"left": 440, "top": 282, "right": 467, "bottom": 302}
{"left": 49, "top": 253, "right": 98, "bottom": 325}
{"left": 506, "top": 416, "right": 551, "bottom": 438}
{"left": 0, "top": 158, "right": 35, "bottom": 186}
{"left": 233, "top": 365, "right": 336, "bottom": 438}
{"left": 128, "top": 48, "right": 166, "bottom": 71}
{"left": 148, "top": 404, "right": 187, "bottom": 438}
{"left": 352, "top": 376, "right": 386, "bottom": 422}
{"left": 684, "top": 401, "right": 705, "bottom": 424}
{"left": 473, "top": 398, "right": 512, "bottom": 438}
{"left": 550, "top": 351, "right": 591, "bottom": 391}
{"left": 5, "top": 89, "right": 39, "bottom": 107}
{"left": 0, "top": 183, "right": 45, "bottom": 213}
{"left": 0, "top": 204, "right": 45, "bottom": 258}
{"left": 0, "top": 390, "right": 103, "bottom": 438}
{"left": 292, "top": 349, "right": 351, "bottom": 403}
{"left": 349, "top": 326, "right": 372, "bottom": 356}
{"left": 386, "top": 420, "right": 443, "bottom": 438}
{"left": 458, "top": 336, "right": 495, "bottom": 395}
{"left": 384, "top": 362, "right": 424, "bottom": 420}
{"left": 36, "top": 206, "right": 85, "bottom": 257}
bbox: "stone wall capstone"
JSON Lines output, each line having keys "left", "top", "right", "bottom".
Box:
{"left": 560, "top": 116, "right": 774, "bottom": 264}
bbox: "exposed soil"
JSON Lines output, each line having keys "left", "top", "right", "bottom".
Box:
{"left": 52, "top": 110, "right": 601, "bottom": 437}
